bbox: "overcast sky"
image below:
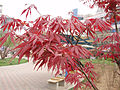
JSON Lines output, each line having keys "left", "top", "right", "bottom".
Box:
{"left": 0, "top": 0, "right": 97, "bottom": 20}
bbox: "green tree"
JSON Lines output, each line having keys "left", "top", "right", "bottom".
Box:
{"left": 0, "top": 31, "right": 14, "bottom": 59}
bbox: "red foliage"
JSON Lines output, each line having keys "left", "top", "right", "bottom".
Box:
{"left": 65, "top": 62, "right": 96, "bottom": 90}
{"left": 0, "top": 4, "right": 113, "bottom": 89}
{"left": 97, "top": 33, "right": 120, "bottom": 62}
{"left": 84, "top": 18, "right": 112, "bottom": 38}
{"left": 81, "top": 0, "right": 120, "bottom": 65}
{"left": 0, "top": 15, "right": 26, "bottom": 32}
{"left": 21, "top": 4, "right": 40, "bottom": 18}
{"left": 81, "top": 0, "right": 120, "bottom": 23}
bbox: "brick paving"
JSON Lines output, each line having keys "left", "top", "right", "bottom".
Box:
{"left": 0, "top": 61, "right": 66, "bottom": 90}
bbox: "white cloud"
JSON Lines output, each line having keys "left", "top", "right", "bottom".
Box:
{"left": 0, "top": 0, "right": 97, "bottom": 20}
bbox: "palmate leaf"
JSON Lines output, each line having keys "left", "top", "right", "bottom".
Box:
{"left": 106, "top": 12, "right": 120, "bottom": 24}
{"left": 103, "top": 32, "right": 120, "bottom": 42}
{"left": 21, "top": 4, "right": 40, "bottom": 18}
{"left": 48, "top": 16, "right": 66, "bottom": 34}
{"left": 97, "top": 32, "right": 120, "bottom": 61}
{"left": 30, "top": 15, "right": 50, "bottom": 34}
{"left": 0, "top": 15, "right": 28, "bottom": 32}
{"left": 84, "top": 18, "right": 112, "bottom": 38}
{"left": 93, "top": 18, "right": 112, "bottom": 32}
{"left": 84, "top": 19, "right": 96, "bottom": 38}
{"left": 70, "top": 45, "right": 92, "bottom": 59}
{"left": 65, "top": 62, "right": 96, "bottom": 90}
{"left": 66, "top": 16, "right": 86, "bottom": 35}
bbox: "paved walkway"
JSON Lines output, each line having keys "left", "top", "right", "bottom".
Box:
{"left": 0, "top": 61, "right": 67, "bottom": 90}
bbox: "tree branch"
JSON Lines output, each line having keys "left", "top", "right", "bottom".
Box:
{"left": 77, "top": 62, "right": 98, "bottom": 90}
{"left": 61, "top": 33, "right": 73, "bottom": 45}
{"left": 114, "top": 14, "right": 119, "bottom": 33}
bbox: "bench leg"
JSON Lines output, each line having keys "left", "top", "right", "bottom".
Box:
{"left": 56, "top": 82, "right": 59, "bottom": 89}
{"left": 48, "top": 83, "right": 57, "bottom": 90}
{"left": 58, "top": 80, "right": 64, "bottom": 86}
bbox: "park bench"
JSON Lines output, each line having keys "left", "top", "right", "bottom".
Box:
{"left": 48, "top": 77, "right": 65, "bottom": 89}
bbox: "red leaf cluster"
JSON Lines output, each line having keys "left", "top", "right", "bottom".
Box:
{"left": 0, "top": 15, "right": 27, "bottom": 32}
{"left": 21, "top": 4, "right": 40, "bottom": 18}
{"left": 65, "top": 62, "right": 96, "bottom": 90}
{"left": 0, "top": 4, "right": 114, "bottom": 89}
{"left": 97, "top": 32, "right": 120, "bottom": 62}
{"left": 81, "top": 0, "right": 120, "bottom": 23}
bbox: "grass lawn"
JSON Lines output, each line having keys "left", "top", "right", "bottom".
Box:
{"left": 81, "top": 58, "right": 115, "bottom": 65}
{"left": 0, "top": 58, "right": 28, "bottom": 66}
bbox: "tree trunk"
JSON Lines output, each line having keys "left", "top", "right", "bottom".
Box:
{"left": 0, "top": 47, "right": 9, "bottom": 59}
{"left": 114, "top": 14, "right": 119, "bottom": 33}
{"left": 116, "top": 60, "right": 120, "bottom": 75}
{"left": 114, "top": 14, "right": 120, "bottom": 74}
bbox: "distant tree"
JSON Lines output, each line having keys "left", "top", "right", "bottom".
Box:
{"left": 0, "top": 31, "right": 14, "bottom": 59}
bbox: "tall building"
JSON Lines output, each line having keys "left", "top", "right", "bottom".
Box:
{"left": 73, "top": 8, "right": 78, "bottom": 17}
{"left": 0, "top": 5, "right": 2, "bottom": 16}
{"left": 73, "top": 8, "right": 84, "bottom": 20}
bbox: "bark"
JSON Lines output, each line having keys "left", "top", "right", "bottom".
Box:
{"left": 116, "top": 60, "right": 120, "bottom": 75}
{"left": 114, "top": 14, "right": 119, "bottom": 33}
{"left": 0, "top": 47, "right": 9, "bottom": 59}
{"left": 114, "top": 14, "right": 120, "bottom": 74}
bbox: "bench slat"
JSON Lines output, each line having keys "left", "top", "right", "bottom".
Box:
{"left": 48, "top": 77, "right": 65, "bottom": 83}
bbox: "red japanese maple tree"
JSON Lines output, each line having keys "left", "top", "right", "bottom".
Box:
{"left": 0, "top": 2, "right": 114, "bottom": 90}
{"left": 81, "top": 0, "right": 120, "bottom": 73}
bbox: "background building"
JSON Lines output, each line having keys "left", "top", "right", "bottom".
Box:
{"left": 73, "top": 8, "right": 78, "bottom": 17}
{"left": 0, "top": 5, "right": 2, "bottom": 16}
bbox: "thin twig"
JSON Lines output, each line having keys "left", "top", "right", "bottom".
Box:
{"left": 61, "top": 33, "right": 73, "bottom": 45}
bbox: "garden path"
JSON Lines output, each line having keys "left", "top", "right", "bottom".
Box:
{"left": 0, "top": 61, "right": 67, "bottom": 90}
